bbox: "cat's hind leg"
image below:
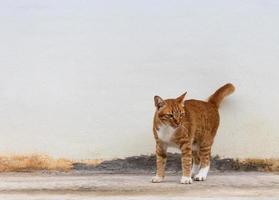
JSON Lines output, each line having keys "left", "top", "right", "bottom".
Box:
{"left": 191, "top": 149, "right": 200, "bottom": 178}
{"left": 194, "top": 144, "right": 211, "bottom": 181}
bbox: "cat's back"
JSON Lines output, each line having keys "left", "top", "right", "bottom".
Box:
{"left": 185, "top": 99, "right": 217, "bottom": 114}
{"left": 184, "top": 99, "right": 219, "bottom": 130}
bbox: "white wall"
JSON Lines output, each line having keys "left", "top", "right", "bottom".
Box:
{"left": 0, "top": 0, "right": 279, "bottom": 159}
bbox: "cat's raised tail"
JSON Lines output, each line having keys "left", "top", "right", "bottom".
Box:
{"left": 208, "top": 83, "right": 235, "bottom": 107}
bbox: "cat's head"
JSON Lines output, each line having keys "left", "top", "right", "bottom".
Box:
{"left": 154, "top": 92, "right": 187, "bottom": 127}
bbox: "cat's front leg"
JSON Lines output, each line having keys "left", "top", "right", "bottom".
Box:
{"left": 180, "top": 141, "right": 193, "bottom": 184}
{"left": 151, "top": 142, "right": 167, "bottom": 183}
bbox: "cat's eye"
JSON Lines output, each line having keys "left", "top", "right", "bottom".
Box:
{"left": 164, "top": 114, "right": 173, "bottom": 118}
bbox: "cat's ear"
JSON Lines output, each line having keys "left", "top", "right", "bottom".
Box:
{"left": 154, "top": 95, "right": 165, "bottom": 109}
{"left": 176, "top": 92, "right": 187, "bottom": 104}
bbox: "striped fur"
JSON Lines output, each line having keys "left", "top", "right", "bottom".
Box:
{"left": 152, "top": 83, "right": 235, "bottom": 184}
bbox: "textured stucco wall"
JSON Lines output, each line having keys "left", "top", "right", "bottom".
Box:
{"left": 0, "top": 1, "right": 279, "bottom": 159}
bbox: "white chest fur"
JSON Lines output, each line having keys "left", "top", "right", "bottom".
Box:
{"left": 157, "top": 124, "right": 177, "bottom": 146}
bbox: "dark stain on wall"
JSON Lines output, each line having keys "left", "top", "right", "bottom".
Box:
{"left": 72, "top": 153, "right": 279, "bottom": 173}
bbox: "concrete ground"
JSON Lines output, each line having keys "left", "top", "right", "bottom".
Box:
{"left": 0, "top": 172, "right": 278, "bottom": 199}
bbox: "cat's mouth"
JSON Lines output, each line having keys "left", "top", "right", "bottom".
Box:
{"left": 171, "top": 122, "right": 180, "bottom": 128}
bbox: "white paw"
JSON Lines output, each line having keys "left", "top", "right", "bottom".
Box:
{"left": 180, "top": 176, "right": 193, "bottom": 184}
{"left": 191, "top": 163, "right": 200, "bottom": 178}
{"left": 193, "top": 174, "right": 207, "bottom": 181}
{"left": 151, "top": 176, "right": 164, "bottom": 183}
{"left": 194, "top": 166, "right": 209, "bottom": 181}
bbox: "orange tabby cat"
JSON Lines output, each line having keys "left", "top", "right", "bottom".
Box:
{"left": 151, "top": 83, "right": 235, "bottom": 184}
